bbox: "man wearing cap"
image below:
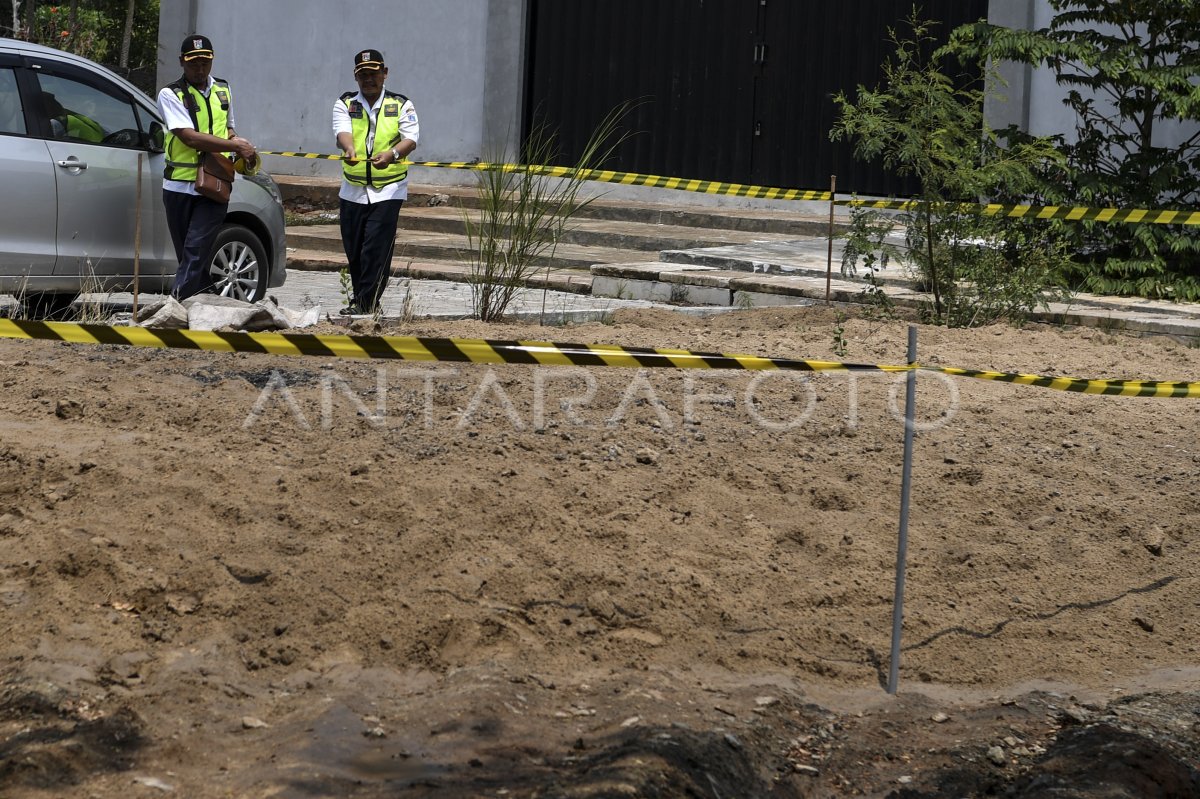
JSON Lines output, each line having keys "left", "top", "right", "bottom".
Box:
{"left": 156, "top": 35, "right": 258, "bottom": 300}
{"left": 332, "top": 48, "right": 420, "bottom": 315}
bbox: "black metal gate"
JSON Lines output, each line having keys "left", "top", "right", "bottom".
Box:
{"left": 524, "top": 0, "right": 988, "bottom": 197}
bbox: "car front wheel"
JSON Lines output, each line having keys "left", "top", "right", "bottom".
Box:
{"left": 208, "top": 224, "right": 268, "bottom": 303}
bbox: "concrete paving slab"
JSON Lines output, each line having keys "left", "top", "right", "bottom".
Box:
{"left": 397, "top": 204, "right": 823, "bottom": 251}
{"left": 267, "top": 177, "right": 1200, "bottom": 341}
{"left": 61, "top": 268, "right": 700, "bottom": 326}
{"left": 287, "top": 223, "right": 651, "bottom": 271}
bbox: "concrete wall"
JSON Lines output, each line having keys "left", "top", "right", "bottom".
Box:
{"left": 154, "top": 0, "right": 832, "bottom": 212}
{"left": 159, "top": 0, "right": 1197, "bottom": 209}
{"left": 157, "top": 0, "right": 526, "bottom": 186}
{"left": 984, "top": 0, "right": 1035, "bottom": 133}
{"left": 987, "top": 0, "right": 1196, "bottom": 151}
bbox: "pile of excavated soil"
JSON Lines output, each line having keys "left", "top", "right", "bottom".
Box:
{"left": 1, "top": 306, "right": 1197, "bottom": 797}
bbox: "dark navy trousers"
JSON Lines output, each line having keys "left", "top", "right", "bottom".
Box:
{"left": 339, "top": 198, "right": 403, "bottom": 313}
{"left": 163, "top": 189, "right": 225, "bottom": 300}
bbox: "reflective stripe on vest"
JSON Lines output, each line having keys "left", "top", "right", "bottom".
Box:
{"left": 164, "top": 79, "right": 231, "bottom": 182}
{"left": 341, "top": 92, "right": 409, "bottom": 188}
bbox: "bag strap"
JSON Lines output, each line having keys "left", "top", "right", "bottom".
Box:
{"left": 169, "top": 77, "right": 202, "bottom": 132}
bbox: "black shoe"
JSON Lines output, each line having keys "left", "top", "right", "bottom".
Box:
{"left": 338, "top": 304, "right": 361, "bottom": 316}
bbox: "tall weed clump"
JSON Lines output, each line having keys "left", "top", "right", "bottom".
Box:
{"left": 949, "top": 1, "right": 1200, "bottom": 300}
{"left": 465, "top": 105, "right": 631, "bottom": 322}
{"left": 831, "top": 14, "right": 1073, "bottom": 327}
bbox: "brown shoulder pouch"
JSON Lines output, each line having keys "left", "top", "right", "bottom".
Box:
{"left": 195, "top": 152, "right": 235, "bottom": 203}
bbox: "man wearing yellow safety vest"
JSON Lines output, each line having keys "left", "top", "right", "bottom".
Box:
{"left": 156, "top": 35, "right": 258, "bottom": 300}
{"left": 41, "top": 93, "right": 104, "bottom": 142}
{"left": 332, "top": 48, "right": 420, "bottom": 315}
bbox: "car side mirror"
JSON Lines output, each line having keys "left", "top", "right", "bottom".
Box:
{"left": 148, "top": 120, "right": 165, "bottom": 152}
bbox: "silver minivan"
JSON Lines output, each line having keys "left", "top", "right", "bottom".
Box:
{"left": 0, "top": 37, "right": 286, "bottom": 318}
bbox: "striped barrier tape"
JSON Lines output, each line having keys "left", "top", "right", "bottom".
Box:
{"left": 1, "top": 320, "right": 1197, "bottom": 397}
{"left": 933, "top": 366, "right": 1200, "bottom": 398}
{"left": 260, "top": 150, "right": 1195, "bottom": 224}
{"left": 258, "top": 151, "right": 831, "bottom": 201}
{"left": 838, "top": 198, "right": 1200, "bottom": 226}
{"left": 0, "top": 320, "right": 889, "bottom": 372}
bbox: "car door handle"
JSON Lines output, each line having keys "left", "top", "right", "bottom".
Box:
{"left": 56, "top": 159, "right": 88, "bottom": 170}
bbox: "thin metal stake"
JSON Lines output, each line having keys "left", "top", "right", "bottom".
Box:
{"left": 133, "top": 152, "right": 143, "bottom": 319}
{"left": 825, "top": 174, "right": 837, "bottom": 304}
{"left": 888, "top": 324, "right": 918, "bottom": 694}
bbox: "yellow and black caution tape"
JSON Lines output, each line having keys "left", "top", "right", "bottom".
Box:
{"left": 257, "top": 152, "right": 831, "bottom": 201}
{"left": 0, "top": 319, "right": 888, "bottom": 371}
{"left": 258, "top": 150, "right": 352, "bottom": 161}
{"left": 930, "top": 365, "right": 1200, "bottom": 398}
{"left": 261, "top": 150, "right": 1196, "bottom": 224}
{"left": 1, "top": 320, "right": 1198, "bottom": 397}
{"left": 839, "top": 198, "right": 1200, "bottom": 226}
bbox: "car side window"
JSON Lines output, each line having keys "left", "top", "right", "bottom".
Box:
{"left": 34, "top": 72, "right": 139, "bottom": 147}
{"left": 0, "top": 68, "right": 25, "bottom": 136}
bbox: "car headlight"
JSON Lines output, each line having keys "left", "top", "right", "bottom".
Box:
{"left": 244, "top": 170, "right": 283, "bottom": 206}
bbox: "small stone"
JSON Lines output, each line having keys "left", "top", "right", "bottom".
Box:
{"left": 241, "top": 716, "right": 269, "bottom": 729}
{"left": 724, "top": 733, "right": 743, "bottom": 750}
{"left": 1143, "top": 528, "right": 1165, "bottom": 556}
{"left": 931, "top": 712, "right": 950, "bottom": 723}
{"left": 793, "top": 764, "right": 819, "bottom": 776}
{"left": 755, "top": 696, "right": 780, "bottom": 708}
{"left": 55, "top": 399, "right": 83, "bottom": 419}
{"left": 166, "top": 593, "right": 200, "bottom": 615}
{"left": 986, "top": 746, "right": 1007, "bottom": 766}
{"left": 620, "top": 716, "right": 641, "bottom": 728}
{"left": 363, "top": 726, "right": 386, "bottom": 738}
{"left": 897, "top": 775, "right": 913, "bottom": 784}
{"left": 132, "top": 776, "right": 174, "bottom": 792}
{"left": 108, "top": 651, "right": 151, "bottom": 680}
{"left": 1133, "top": 615, "right": 1155, "bottom": 633}
{"left": 635, "top": 448, "right": 659, "bottom": 465}
{"left": 1062, "top": 705, "right": 1090, "bottom": 724}
{"left": 585, "top": 590, "right": 618, "bottom": 623}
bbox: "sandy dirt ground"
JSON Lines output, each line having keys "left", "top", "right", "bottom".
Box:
{"left": 1, "top": 305, "right": 1198, "bottom": 797}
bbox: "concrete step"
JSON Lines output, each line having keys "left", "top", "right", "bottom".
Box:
{"left": 286, "top": 224, "right": 648, "bottom": 272}
{"left": 275, "top": 175, "right": 841, "bottom": 235}
{"left": 590, "top": 261, "right": 920, "bottom": 309}
{"left": 286, "top": 248, "right": 594, "bottom": 295}
{"left": 659, "top": 239, "right": 914, "bottom": 288}
{"left": 395, "top": 205, "right": 815, "bottom": 252}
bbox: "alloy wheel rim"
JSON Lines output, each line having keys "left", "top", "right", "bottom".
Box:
{"left": 210, "top": 241, "right": 261, "bottom": 301}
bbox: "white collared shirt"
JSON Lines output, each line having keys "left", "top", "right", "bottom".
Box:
{"left": 331, "top": 86, "right": 420, "bottom": 204}
{"left": 157, "top": 76, "right": 237, "bottom": 195}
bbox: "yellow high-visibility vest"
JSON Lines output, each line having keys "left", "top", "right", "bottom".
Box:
{"left": 340, "top": 90, "right": 409, "bottom": 187}
{"left": 164, "top": 77, "right": 232, "bottom": 182}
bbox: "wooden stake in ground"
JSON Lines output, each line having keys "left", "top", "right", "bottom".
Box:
{"left": 825, "top": 175, "right": 837, "bottom": 304}
{"left": 133, "top": 152, "right": 143, "bottom": 319}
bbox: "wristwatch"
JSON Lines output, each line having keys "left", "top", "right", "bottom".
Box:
{"left": 391, "top": 147, "right": 400, "bottom": 161}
